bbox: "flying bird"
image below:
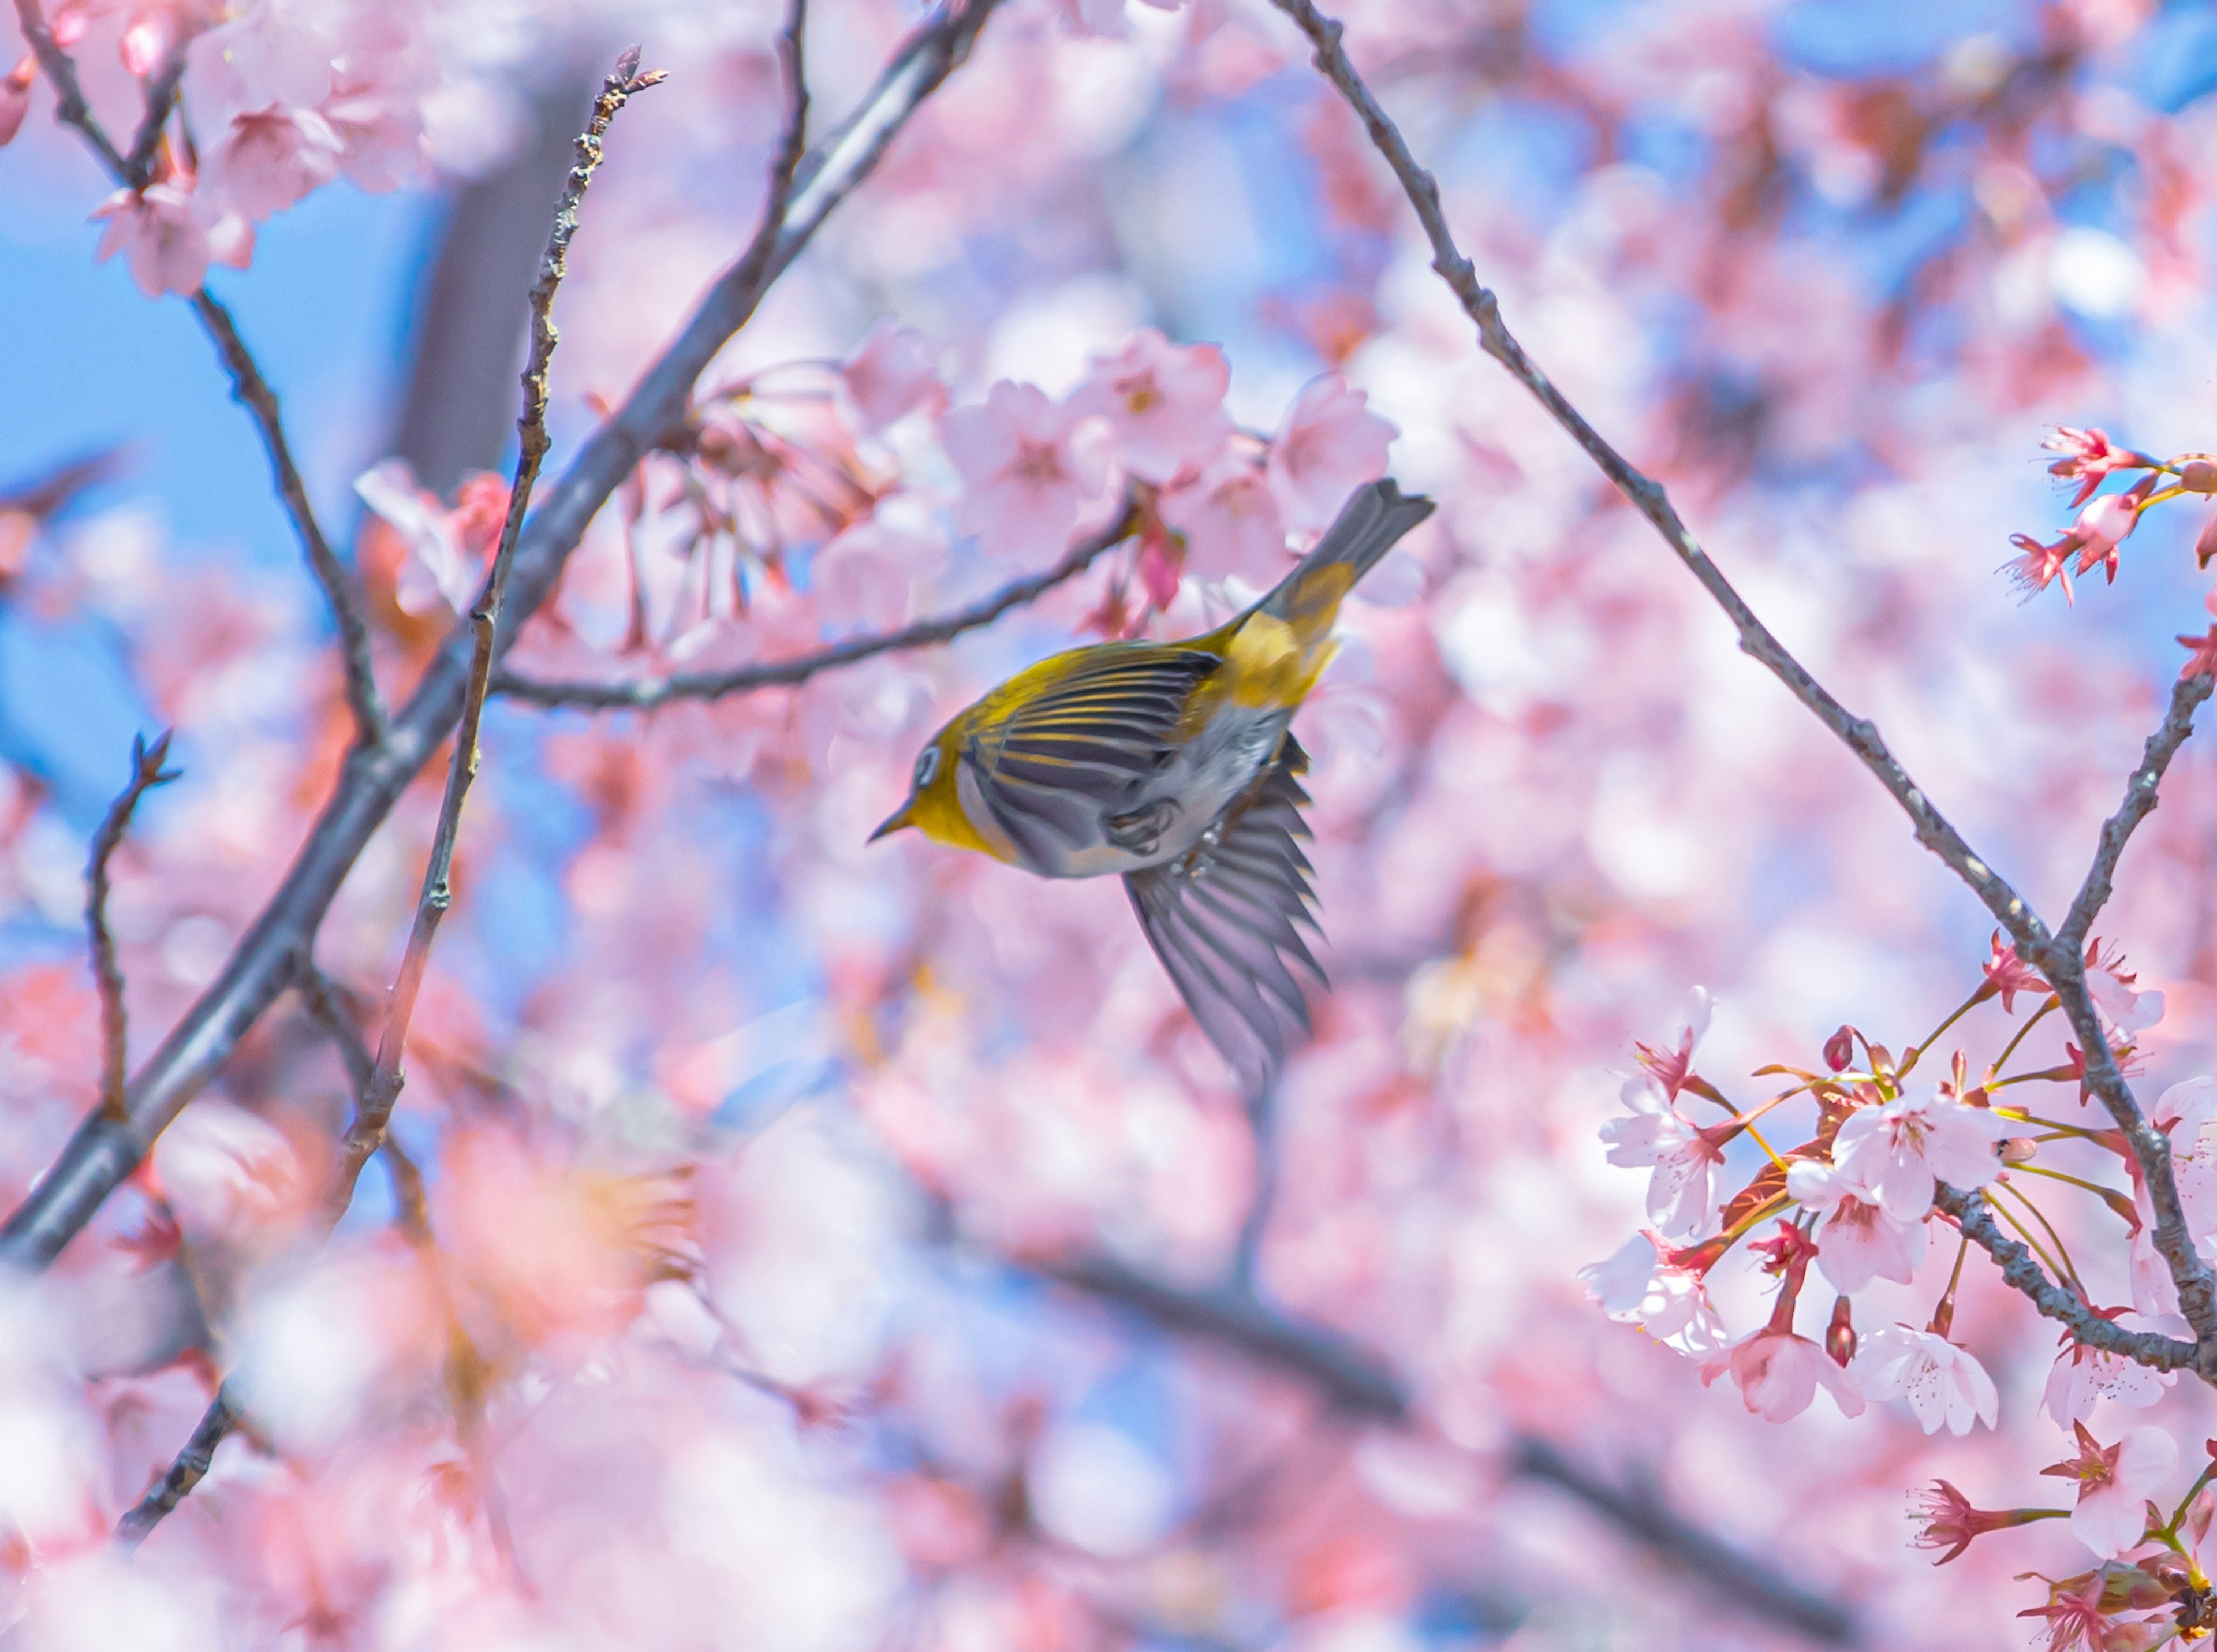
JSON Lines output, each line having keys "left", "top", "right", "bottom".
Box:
{"left": 872, "top": 479, "right": 1436, "bottom": 1088}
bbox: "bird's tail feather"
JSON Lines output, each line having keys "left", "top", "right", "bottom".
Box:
{"left": 1257, "top": 478, "right": 1437, "bottom": 634}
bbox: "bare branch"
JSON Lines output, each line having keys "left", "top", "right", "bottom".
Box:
{"left": 86, "top": 731, "right": 180, "bottom": 1123}
{"left": 7, "top": 9, "right": 391, "bottom": 745}
{"left": 1936, "top": 1183, "right": 2197, "bottom": 1368}
{"left": 294, "top": 962, "right": 375, "bottom": 1095}
{"left": 191, "top": 292, "right": 390, "bottom": 745}
{"left": 494, "top": 491, "right": 1143, "bottom": 710}
{"left": 115, "top": 1389, "right": 238, "bottom": 1549}
{"left": 1031, "top": 1250, "right": 1853, "bottom": 1643}
{"left": 125, "top": 47, "right": 188, "bottom": 182}
{"left": 8, "top": 0, "right": 130, "bottom": 177}
{"left": 326, "top": 45, "right": 660, "bottom": 1226}
{"left": 107, "top": 50, "right": 662, "bottom": 1547}
{"left": 1035, "top": 1252, "right": 1408, "bottom": 1420}
{"left": 1509, "top": 1438, "right": 1853, "bottom": 1644}
{"left": 1267, "top": 0, "right": 2217, "bottom": 1362}
{"left": 0, "top": 0, "right": 1006, "bottom": 1274}
{"left": 2058, "top": 672, "right": 2215, "bottom": 956}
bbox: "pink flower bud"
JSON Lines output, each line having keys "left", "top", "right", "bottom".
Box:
{"left": 1825, "top": 1296, "right": 1855, "bottom": 1366}
{"left": 0, "top": 54, "right": 32, "bottom": 150}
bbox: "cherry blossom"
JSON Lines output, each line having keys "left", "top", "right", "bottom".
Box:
{"left": 1632, "top": 986, "right": 1711, "bottom": 1101}
{"left": 1598, "top": 1076, "right": 1722, "bottom": 1240}
{"left": 1830, "top": 1091, "right": 2008, "bottom": 1221}
{"left": 2042, "top": 1423, "right": 2175, "bottom": 1559}
{"left": 2005, "top": 529, "right": 2081, "bottom": 603}
{"left": 1982, "top": 931, "right": 2047, "bottom": 1012}
{"left": 91, "top": 171, "right": 253, "bottom": 299}
{"left": 2085, "top": 943, "right": 2164, "bottom": 1036}
{"left": 943, "top": 381, "right": 1112, "bottom": 562}
{"left": 2043, "top": 1338, "right": 2174, "bottom": 1429}
{"left": 1783, "top": 1158, "right": 1928, "bottom": 1292}
{"left": 204, "top": 104, "right": 345, "bottom": 221}
{"left": 2070, "top": 490, "right": 2143, "bottom": 584}
{"left": 1577, "top": 1233, "right": 1726, "bottom": 1355}
{"left": 1264, "top": 375, "right": 1397, "bottom": 534}
{"left": 2044, "top": 427, "right": 2152, "bottom": 506}
{"left": 1912, "top": 1482, "right": 2051, "bottom": 1565}
{"left": 1707, "top": 1327, "right": 1863, "bottom": 1422}
{"left": 1849, "top": 1327, "right": 2000, "bottom": 1436}
{"left": 1161, "top": 450, "right": 1287, "bottom": 584}
{"left": 841, "top": 320, "right": 946, "bottom": 435}
{"left": 1073, "top": 329, "right": 1232, "bottom": 484}
{"left": 354, "top": 461, "right": 505, "bottom": 616}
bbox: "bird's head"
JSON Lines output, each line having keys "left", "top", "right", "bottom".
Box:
{"left": 869, "top": 720, "right": 984, "bottom": 850}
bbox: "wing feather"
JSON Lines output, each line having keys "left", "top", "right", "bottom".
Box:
{"left": 1124, "top": 735, "right": 1326, "bottom": 1091}
{"left": 966, "top": 647, "right": 1219, "bottom": 863}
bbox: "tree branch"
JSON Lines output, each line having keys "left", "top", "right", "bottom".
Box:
{"left": 0, "top": 0, "right": 1006, "bottom": 1275}
{"left": 125, "top": 46, "right": 188, "bottom": 182}
{"left": 85, "top": 731, "right": 180, "bottom": 1124}
{"left": 191, "top": 292, "right": 390, "bottom": 745}
{"left": 2058, "top": 672, "right": 2215, "bottom": 956}
{"left": 1030, "top": 1251, "right": 1853, "bottom": 1643}
{"left": 1267, "top": 0, "right": 2217, "bottom": 1363}
{"left": 1936, "top": 1183, "right": 2197, "bottom": 1368}
{"left": 493, "top": 491, "right": 1143, "bottom": 710}
{"left": 8, "top": 5, "right": 392, "bottom": 745}
{"left": 108, "top": 49, "right": 661, "bottom": 1547}
{"left": 322, "top": 46, "right": 662, "bottom": 1229}
{"left": 8, "top": 0, "right": 129, "bottom": 177}
{"left": 114, "top": 1390, "right": 238, "bottom": 1549}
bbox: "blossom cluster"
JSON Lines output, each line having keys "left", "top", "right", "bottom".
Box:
{"left": 1, "top": 0, "right": 438, "bottom": 296}
{"left": 1582, "top": 919, "right": 2217, "bottom": 1641}
{"left": 364, "top": 324, "right": 1402, "bottom": 658}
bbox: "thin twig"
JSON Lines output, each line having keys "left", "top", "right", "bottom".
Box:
{"left": 0, "top": 0, "right": 1003, "bottom": 1276}
{"left": 1267, "top": 0, "right": 2217, "bottom": 1362}
{"left": 327, "top": 46, "right": 662, "bottom": 1228}
{"left": 2058, "top": 672, "right": 2216, "bottom": 955}
{"left": 115, "top": 1390, "right": 238, "bottom": 1548}
{"left": 86, "top": 732, "right": 180, "bottom": 1123}
{"left": 294, "top": 962, "right": 375, "bottom": 1094}
{"left": 191, "top": 292, "right": 389, "bottom": 745}
{"left": 8, "top": 9, "right": 391, "bottom": 745}
{"left": 494, "top": 491, "right": 1143, "bottom": 709}
{"left": 115, "top": 51, "right": 665, "bottom": 1550}
{"left": 1936, "top": 1184, "right": 2197, "bottom": 1368}
{"left": 125, "top": 48, "right": 189, "bottom": 182}
{"left": 8, "top": 0, "right": 129, "bottom": 176}
{"left": 1031, "top": 1250, "right": 1853, "bottom": 1642}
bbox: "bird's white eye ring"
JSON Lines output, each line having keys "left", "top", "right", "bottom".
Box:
{"left": 913, "top": 747, "right": 942, "bottom": 788}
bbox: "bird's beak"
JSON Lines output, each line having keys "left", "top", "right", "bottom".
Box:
{"left": 869, "top": 799, "right": 915, "bottom": 843}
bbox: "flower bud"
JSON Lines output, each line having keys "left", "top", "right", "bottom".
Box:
{"left": 2196, "top": 512, "right": 2217, "bottom": 570}
{"left": 1825, "top": 1295, "right": 1855, "bottom": 1366}
{"left": 2000, "top": 1136, "right": 2037, "bottom": 1165}
{"left": 2181, "top": 458, "right": 2217, "bottom": 494}
{"left": 1823, "top": 1025, "right": 1855, "bottom": 1073}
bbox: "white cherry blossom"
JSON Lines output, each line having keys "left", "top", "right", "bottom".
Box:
{"left": 1785, "top": 1158, "right": 1927, "bottom": 1292}
{"left": 1599, "top": 1077, "right": 1722, "bottom": 1241}
{"left": 1849, "top": 1327, "right": 1999, "bottom": 1436}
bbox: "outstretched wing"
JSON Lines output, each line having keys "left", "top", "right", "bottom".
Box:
{"left": 1124, "top": 734, "right": 1324, "bottom": 1091}
{"left": 968, "top": 644, "right": 1219, "bottom": 869}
